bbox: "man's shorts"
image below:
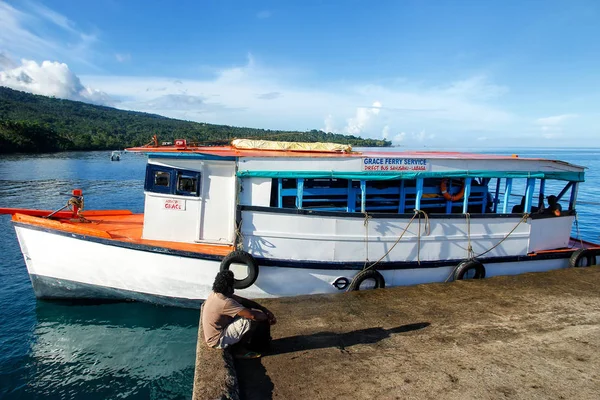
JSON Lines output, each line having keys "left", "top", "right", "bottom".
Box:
{"left": 216, "top": 317, "right": 251, "bottom": 349}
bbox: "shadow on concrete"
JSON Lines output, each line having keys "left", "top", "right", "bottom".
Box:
{"left": 235, "top": 358, "right": 274, "bottom": 400}
{"left": 269, "top": 322, "right": 431, "bottom": 356}
{"left": 236, "top": 322, "right": 430, "bottom": 399}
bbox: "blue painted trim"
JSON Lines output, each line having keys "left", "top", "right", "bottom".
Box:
{"left": 462, "top": 177, "right": 472, "bottom": 214}
{"left": 415, "top": 178, "right": 423, "bottom": 210}
{"left": 556, "top": 181, "right": 573, "bottom": 203}
{"left": 360, "top": 180, "right": 366, "bottom": 213}
{"left": 502, "top": 178, "right": 512, "bottom": 213}
{"left": 524, "top": 178, "right": 536, "bottom": 212}
{"left": 538, "top": 179, "right": 546, "bottom": 209}
{"left": 254, "top": 250, "right": 576, "bottom": 270}
{"left": 570, "top": 182, "right": 578, "bottom": 210}
{"left": 238, "top": 170, "right": 585, "bottom": 182}
{"left": 148, "top": 153, "right": 236, "bottom": 161}
{"left": 493, "top": 178, "right": 500, "bottom": 213}
{"left": 277, "top": 178, "right": 283, "bottom": 208}
{"left": 398, "top": 180, "right": 405, "bottom": 213}
{"left": 297, "top": 178, "right": 304, "bottom": 209}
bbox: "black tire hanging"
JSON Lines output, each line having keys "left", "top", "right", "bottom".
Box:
{"left": 219, "top": 250, "right": 259, "bottom": 289}
{"left": 453, "top": 260, "right": 486, "bottom": 281}
{"left": 347, "top": 269, "right": 385, "bottom": 291}
{"left": 569, "top": 249, "right": 597, "bottom": 268}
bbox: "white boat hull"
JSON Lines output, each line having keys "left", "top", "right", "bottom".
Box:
{"left": 14, "top": 222, "right": 573, "bottom": 308}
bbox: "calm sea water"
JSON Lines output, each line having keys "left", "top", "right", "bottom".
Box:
{"left": 0, "top": 148, "right": 599, "bottom": 399}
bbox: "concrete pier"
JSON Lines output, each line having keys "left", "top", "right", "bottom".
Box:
{"left": 193, "top": 267, "right": 600, "bottom": 400}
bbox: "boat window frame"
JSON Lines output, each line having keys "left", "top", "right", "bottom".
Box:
{"left": 145, "top": 164, "right": 202, "bottom": 197}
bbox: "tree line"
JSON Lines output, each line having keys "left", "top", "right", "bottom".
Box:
{"left": 0, "top": 87, "right": 391, "bottom": 154}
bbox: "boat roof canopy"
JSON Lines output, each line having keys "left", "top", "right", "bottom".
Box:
{"left": 128, "top": 140, "right": 586, "bottom": 182}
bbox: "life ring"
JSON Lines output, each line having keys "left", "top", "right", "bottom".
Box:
{"left": 453, "top": 260, "right": 486, "bottom": 281}
{"left": 347, "top": 269, "right": 385, "bottom": 291}
{"left": 440, "top": 179, "right": 465, "bottom": 202}
{"left": 569, "top": 249, "right": 597, "bottom": 268}
{"left": 219, "top": 250, "right": 259, "bottom": 289}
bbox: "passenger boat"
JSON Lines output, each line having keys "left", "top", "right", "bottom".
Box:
{"left": 2, "top": 139, "right": 599, "bottom": 307}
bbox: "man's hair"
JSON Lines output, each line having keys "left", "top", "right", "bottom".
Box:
{"left": 548, "top": 195, "right": 557, "bottom": 204}
{"left": 212, "top": 270, "right": 235, "bottom": 295}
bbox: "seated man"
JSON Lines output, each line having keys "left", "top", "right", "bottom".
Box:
{"left": 202, "top": 270, "right": 276, "bottom": 357}
{"left": 545, "top": 195, "right": 563, "bottom": 216}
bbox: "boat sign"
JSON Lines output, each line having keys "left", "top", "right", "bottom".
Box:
{"left": 362, "top": 157, "right": 429, "bottom": 172}
{"left": 163, "top": 199, "right": 186, "bottom": 211}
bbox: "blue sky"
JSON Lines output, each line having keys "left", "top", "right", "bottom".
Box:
{"left": 1, "top": 0, "right": 599, "bottom": 147}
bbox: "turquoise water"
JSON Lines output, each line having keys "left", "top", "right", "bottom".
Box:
{"left": 0, "top": 148, "right": 599, "bottom": 398}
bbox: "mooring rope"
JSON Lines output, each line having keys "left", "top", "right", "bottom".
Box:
{"left": 362, "top": 209, "right": 430, "bottom": 273}
{"left": 363, "top": 212, "right": 373, "bottom": 268}
{"left": 465, "top": 212, "right": 475, "bottom": 260}
{"left": 474, "top": 213, "right": 531, "bottom": 258}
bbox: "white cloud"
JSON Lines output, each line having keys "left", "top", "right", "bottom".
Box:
{"left": 323, "top": 114, "right": 336, "bottom": 133}
{"left": 535, "top": 114, "right": 578, "bottom": 126}
{"left": 477, "top": 136, "right": 488, "bottom": 141}
{"left": 77, "top": 58, "right": 521, "bottom": 143}
{"left": 0, "top": 58, "right": 112, "bottom": 105}
{"left": 382, "top": 125, "right": 390, "bottom": 139}
{"left": 344, "top": 101, "right": 382, "bottom": 135}
{"left": 534, "top": 114, "right": 578, "bottom": 136}
{"left": 393, "top": 132, "right": 406, "bottom": 143}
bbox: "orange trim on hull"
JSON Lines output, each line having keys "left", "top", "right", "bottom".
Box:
{"left": 0, "top": 208, "right": 133, "bottom": 217}
{"left": 12, "top": 212, "right": 234, "bottom": 256}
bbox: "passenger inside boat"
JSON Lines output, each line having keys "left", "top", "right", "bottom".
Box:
{"left": 543, "top": 195, "right": 563, "bottom": 216}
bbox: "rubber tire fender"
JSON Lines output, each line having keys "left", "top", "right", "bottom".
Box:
{"left": 219, "top": 250, "right": 259, "bottom": 289}
{"left": 453, "top": 260, "right": 486, "bottom": 281}
{"left": 347, "top": 269, "right": 386, "bottom": 291}
{"left": 569, "top": 249, "right": 597, "bottom": 268}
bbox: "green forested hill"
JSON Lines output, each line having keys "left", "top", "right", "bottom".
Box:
{"left": 0, "top": 87, "right": 391, "bottom": 154}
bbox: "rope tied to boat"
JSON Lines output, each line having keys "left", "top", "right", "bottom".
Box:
{"left": 67, "top": 196, "right": 84, "bottom": 213}
{"left": 474, "top": 212, "right": 530, "bottom": 258}
{"left": 444, "top": 212, "right": 531, "bottom": 282}
{"left": 363, "top": 212, "right": 372, "bottom": 267}
{"left": 465, "top": 213, "right": 475, "bottom": 260}
{"left": 362, "top": 209, "right": 429, "bottom": 272}
{"left": 415, "top": 209, "right": 430, "bottom": 264}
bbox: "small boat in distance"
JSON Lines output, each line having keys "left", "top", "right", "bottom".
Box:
{"left": 2, "top": 139, "right": 599, "bottom": 308}
{"left": 110, "top": 151, "right": 121, "bottom": 161}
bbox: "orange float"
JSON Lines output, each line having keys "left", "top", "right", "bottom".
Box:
{"left": 440, "top": 178, "right": 466, "bottom": 201}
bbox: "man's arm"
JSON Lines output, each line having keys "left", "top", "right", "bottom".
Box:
{"left": 232, "top": 295, "right": 276, "bottom": 324}
{"left": 237, "top": 307, "right": 268, "bottom": 321}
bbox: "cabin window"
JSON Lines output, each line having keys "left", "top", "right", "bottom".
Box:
{"left": 155, "top": 171, "right": 170, "bottom": 187}
{"left": 145, "top": 164, "right": 201, "bottom": 197}
{"left": 176, "top": 172, "right": 200, "bottom": 196}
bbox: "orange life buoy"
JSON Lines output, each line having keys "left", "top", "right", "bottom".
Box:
{"left": 440, "top": 178, "right": 465, "bottom": 201}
